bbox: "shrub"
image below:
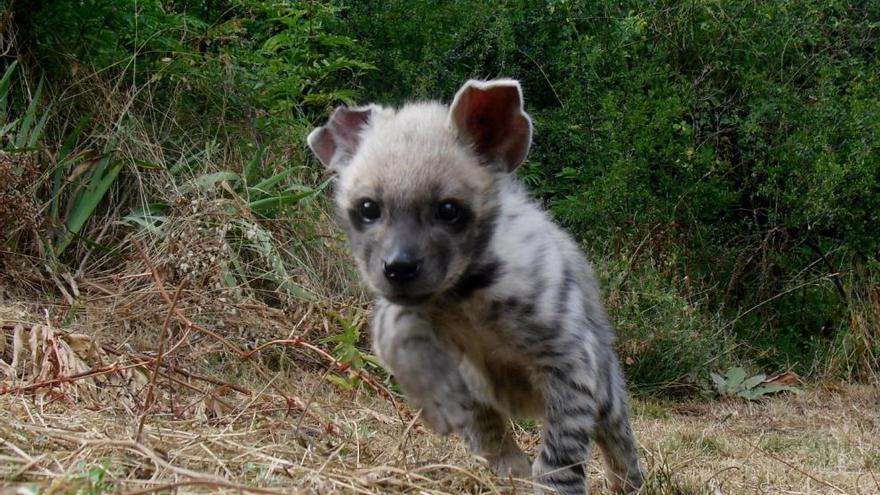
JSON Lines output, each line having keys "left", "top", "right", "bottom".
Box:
{"left": 2, "top": 1, "right": 371, "bottom": 305}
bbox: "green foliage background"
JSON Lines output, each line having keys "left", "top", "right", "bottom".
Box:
{"left": 2, "top": 0, "right": 878, "bottom": 390}
{"left": 343, "top": 0, "right": 880, "bottom": 383}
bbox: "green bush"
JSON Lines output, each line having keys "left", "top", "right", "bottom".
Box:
{"left": 2, "top": 1, "right": 371, "bottom": 304}
{"left": 14, "top": 0, "right": 372, "bottom": 134}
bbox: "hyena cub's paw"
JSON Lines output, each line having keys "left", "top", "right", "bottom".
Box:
{"left": 532, "top": 456, "right": 586, "bottom": 495}
{"left": 418, "top": 393, "right": 474, "bottom": 435}
{"left": 488, "top": 449, "right": 531, "bottom": 479}
{"left": 607, "top": 470, "right": 644, "bottom": 494}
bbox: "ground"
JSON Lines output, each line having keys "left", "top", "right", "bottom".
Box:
{"left": 1, "top": 295, "right": 878, "bottom": 495}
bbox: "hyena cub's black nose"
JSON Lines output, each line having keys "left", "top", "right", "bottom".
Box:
{"left": 383, "top": 253, "right": 422, "bottom": 284}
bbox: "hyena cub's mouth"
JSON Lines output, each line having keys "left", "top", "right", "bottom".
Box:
{"left": 382, "top": 291, "right": 433, "bottom": 306}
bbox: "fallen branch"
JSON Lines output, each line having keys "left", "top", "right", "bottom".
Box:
{"left": 136, "top": 280, "right": 185, "bottom": 441}
{"left": 161, "top": 363, "right": 252, "bottom": 396}
{"left": 131, "top": 238, "right": 305, "bottom": 413}
{"left": 0, "top": 360, "right": 150, "bottom": 395}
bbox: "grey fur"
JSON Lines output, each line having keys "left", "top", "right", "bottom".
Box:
{"left": 308, "top": 79, "right": 643, "bottom": 494}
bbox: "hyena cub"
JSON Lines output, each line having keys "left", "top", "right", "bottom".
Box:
{"left": 307, "top": 79, "right": 643, "bottom": 494}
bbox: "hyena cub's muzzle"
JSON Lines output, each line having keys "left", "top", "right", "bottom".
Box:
{"left": 366, "top": 219, "right": 464, "bottom": 306}
{"left": 346, "top": 187, "right": 476, "bottom": 306}
{"left": 376, "top": 239, "right": 432, "bottom": 305}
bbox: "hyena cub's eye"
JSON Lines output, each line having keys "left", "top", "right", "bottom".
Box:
{"left": 358, "top": 199, "right": 381, "bottom": 223}
{"left": 436, "top": 200, "right": 462, "bottom": 223}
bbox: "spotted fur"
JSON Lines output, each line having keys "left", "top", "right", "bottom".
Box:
{"left": 307, "top": 79, "right": 643, "bottom": 494}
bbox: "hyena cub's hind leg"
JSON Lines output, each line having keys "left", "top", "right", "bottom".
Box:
{"left": 595, "top": 366, "right": 643, "bottom": 493}
{"left": 532, "top": 355, "right": 643, "bottom": 494}
{"left": 372, "top": 304, "right": 530, "bottom": 477}
{"left": 531, "top": 370, "right": 595, "bottom": 495}
{"left": 595, "top": 414, "right": 643, "bottom": 493}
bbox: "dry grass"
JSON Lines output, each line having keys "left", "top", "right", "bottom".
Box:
{"left": 2, "top": 269, "right": 878, "bottom": 495}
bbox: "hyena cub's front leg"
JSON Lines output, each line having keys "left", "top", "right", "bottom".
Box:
{"left": 372, "top": 302, "right": 530, "bottom": 477}
{"left": 371, "top": 303, "right": 474, "bottom": 433}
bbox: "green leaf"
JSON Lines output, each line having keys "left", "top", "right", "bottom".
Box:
{"left": 725, "top": 367, "right": 747, "bottom": 389}
{"left": 0, "top": 60, "right": 18, "bottom": 125}
{"left": 741, "top": 374, "right": 767, "bottom": 391}
{"left": 51, "top": 114, "right": 93, "bottom": 222}
{"left": 121, "top": 204, "right": 167, "bottom": 234}
{"left": 362, "top": 353, "right": 384, "bottom": 368}
{"left": 14, "top": 78, "right": 44, "bottom": 149}
{"left": 248, "top": 190, "right": 314, "bottom": 214}
{"left": 244, "top": 146, "right": 266, "bottom": 185}
{"left": 27, "top": 102, "right": 52, "bottom": 148}
{"left": 737, "top": 388, "right": 759, "bottom": 400}
{"left": 325, "top": 374, "right": 354, "bottom": 391}
{"left": 132, "top": 158, "right": 162, "bottom": 170}
{"left": 710, "top": 372, "right": 728, "bottom": 393}
{"left": 192, "top": 171, "right": 241, "bottom": 191}
{"left": 247, "top": 168, "right": 297, "bottom": 199}
{"left": 56, "top": 152, "right": 123, "bottom": 256}
{"left": 262, "top": 33, "right": 292, "bottom": 53}
{"left": 0, "top": 119, "right": 18, "bottom": 141}
{"left": 250, "top": 175, "right": 332, "bottom": 216}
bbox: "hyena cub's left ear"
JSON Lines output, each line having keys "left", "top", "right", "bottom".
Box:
{"left": 307, "top": 106, "right": 373, "bottom": 171}
{"left": 449, "top": 79, "right": 533, "bottom": 172}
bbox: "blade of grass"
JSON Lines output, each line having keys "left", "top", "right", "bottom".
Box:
{"left": 0, "top": 60, "right": 18, "bottom": 125}
{"left": 248, "top": 189, "right": 314, "bottom": 214}
{"left": 51, "top": 114, "right": 93, "bottom": 222}
{"left": 121, "top": 204, "right": 167, "bottom": 235}
{"left": 0, "top": 119, "right": 17, "bottom": 141}
{"left": 27, "top": 102, "right": 52, "bottom": 148}
{"left": 14, "top": 77, "right": 43, "bottom": 149}
{"left": 247, "top": 168, "right": 296, "bottom": 199}
{"left": 244, "top": 145, "right": 265, "bottom": 184}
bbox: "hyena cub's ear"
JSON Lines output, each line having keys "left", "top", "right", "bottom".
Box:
{"left": 306, "top": 106, "right": 373, "bottom": 171}
{"left": 449, "top": 79, "right": 533, "bottom": 172}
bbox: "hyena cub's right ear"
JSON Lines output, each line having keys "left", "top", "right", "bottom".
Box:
{"left": 306, "top": 106, "right": 373, "bottom": 171}
{"left": 449, "top": 79, "right": 533, "bottom": 172}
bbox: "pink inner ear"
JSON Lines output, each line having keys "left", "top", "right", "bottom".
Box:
{"left": 453, "top": 84, "right": 531, "bottom": 171}
{"left": 307, "top": 106, "right": 373, "bottom": 170}
{"left": 331, "top": 108, "right": 372, "bottom": 150}
{"left": 308, "top": 127, "right": 337, "bottom": 167}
